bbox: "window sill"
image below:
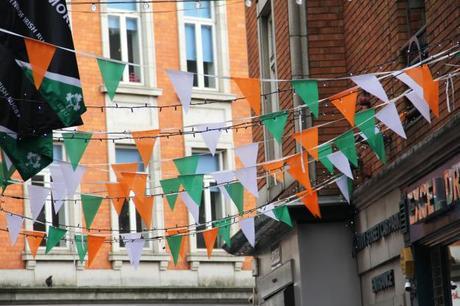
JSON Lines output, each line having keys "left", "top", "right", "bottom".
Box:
{"left": 186, "top": 250, "right": 245, "bottom": 271}
{"left": 108, "top": 251, "right": 170, "bottom": 271}
{"left": 22, "top": 249, "right": 84, "bottom": 270}
{"left": 100, "top": 84, "right": 163, "bottom": 98}
{"left": 191, "top": 90, "right": 236, "bottom": 102}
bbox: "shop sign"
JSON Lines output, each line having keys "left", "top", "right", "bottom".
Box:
{"left": 372, "top": 270, "right": 394, "bottom": 293}
{"left": 407, "top": 163, "right": 460, "bottom": 225}
{"left": 354, "top": 213, "right": 401, "bottom": 253}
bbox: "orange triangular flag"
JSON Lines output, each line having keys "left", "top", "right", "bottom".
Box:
{"left": 118, "top": 172, "right": 138, "bottom": 195}
{"left": 262, "top": 160, "right": 285, "bottom": 184}
{"left": 106, "top": 183, "right": 129, "bottom": 215}
{"left": 202, "top": 227, "right": 219, "bottom": 258}
{"left": 24, "top": 38, "right": 56, "bottom": 90}
{"left": 286, "top": 153, "right": 311, "bottom": 190}
{"left": 131, "top": 173, "right": 153, "bottom": 229}
{"left": 292, "top": 127, "right": 319, "bottom": 160}
{"left": 405, "top": 65, "right": 439, "bottom": 117}
{"left": 25, "top": 231, "right": 45, "bottom": 258}
{"left": 405, "top": 66, "right": 424, "bottom": 85}
{"left": 297, "top": 190, "right": 321, "bottom": 218}
{"left": 112, "top": 163, "right": 138, "bottom": 181}
{"left": 330, "top": 89, "right": 358, "bottom": 126}
{"left": 233, "top": 77, "right": 261, "bottom": 115}
{"left": 87, "top": 234, "right": 106, "bottom": 267}
{"left": 132, "top": 130, "right": 160, "bottom": 167}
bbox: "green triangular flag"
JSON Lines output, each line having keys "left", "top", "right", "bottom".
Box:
{"left": 369, "top": 132, "right": 387, "bottom": 163}
{"left": 318, "top": 143, "right": 334, "bottom": 174}
{"left": 173, "top": 155, "right": 200, "bottom": 175}
{"left": 225, "top": 182, "right": 244, "bottom": 215}
{"left": 273, "top": 206, "right": 293, "bottom": 227}
{"left": 292, "top": 80, "right": 319, "bottom": 119}
{"left": 97, "top": 58, "right": 126, "bottom": 101}
{"left": 260, "top": 111, "right": 288, "bottom": 144}
{"left": 0, "top": 151, "right": 16, "bottom": 193}
{"left": 74, "top": 234, "right": 87, "bottom": 263}
{"left": 63, "top": 132, "right": 92, "bottom": 170}
{"left": 214, "top": 218, "right": 231, "bottom": 247}
{"left": 355, "top": 109, "right": 377, "bottom": 147}
{"left": 179, "top": 174, "right": 204, "bottom": 205}
{"left": 81, "top": 194, "right": 103, "bottom": 228}
{"left": 335, "top": 130, "right": 359, "bottom": 167}
{"left": 45, "top": 226, "right": 67, "bottom": 254}
{"left": 166, "top": 234, "right": 183, "bottom": 265}
{"left": 160, "top": 178, "right": 181, "bottom": 210}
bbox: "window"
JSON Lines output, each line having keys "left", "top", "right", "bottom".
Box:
{"left": 32, "top": 144, "right": 68, "bottom": 247}
{"left": 193, "top": 151, "right": 226, "bottom": 249}
{"left": 107, "top": 0, "right": 142, "bottom": 83}
{"left": 182, "top": 1, "right": 216, "bottom": 89}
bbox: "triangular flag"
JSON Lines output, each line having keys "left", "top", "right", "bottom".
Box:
{"left": 160, "top": 178, "right": 181, "bottom": 210}
{"left": 198, "top": 123, "right": 225, "bottom": 156}
{"left": 62, "top": 132, "right": 92, "bottom": 170}
{"left": 131, "top": 173, "right": 153, "bottom": 228}
{"left": 292, "top": 80, "right": 319, "bottom": 118}
{"left": 167, "top": 69, "right": 194, "bottom": 113}
{"left": 375, "top": 102, "right": 406, "bottom": 139}
{"left": 6, "top": 214, "right": 23, "bottom": 245}
{"left": 293, "top": 127, "right": 319, "bottom": 160}
{"left": 262, "top": 160, "right": 284, "bottom": 184}
{"left": 328, "top": 151, "right": 353, "bottom": 179}
{"left": 173, "top": 155, "right": 200, "bottom": 176}
{"left": 235, "top": 143, "right": 258, "bottom": 168}
{"left": 25, "top": 231, "right": 45, "bottom": 258}
{"left": 131, "top": 129, "right": 160, "bottom": 167}
{"left": 336, "top": 175, "right": 351, "bottom": 203}
{"left": 28, "top": 184, "right": 50, "bottom": 221}
{"left": 97, "top": 58, "right": 125, "bottom": 101}
{"left": 106, "top": 183, "right": 128, "bottom": 215}
{"left": 297, "top": 191, "right": 321, "bottom": 218}
{"left": 239, "top": 217, "right": 255, "bottom": 248}
{"left": 24, "top": 38, "right": 56, "bottom": 89}
{"left": 260, "top": 111, "right": 288, "bottom": 144}
{"left": 117, "top": 171, "right": 138, "bottom": 195}
{"left": 58, "top": 162, "right": 86, "bottom": 198}
{"left": 202, "top": 227, "right": 219, "bottom": 258}
{"left": 225, "top": 182, "right": 244, "bottom": 215}
{"left": 87, "top": 234, "right": 106, "bottom": 267}
{"left": 355, "top": 109, "right": 377, "bottom": 147}
{"left": 179, "top": 174, "right": 204, "bottom": 205}
{"left": 395, "top": 70, "right": 425, "bottom": 99}
{"left": 45, "top": 226, "right": 67, "bottom": 254}
{"left": 182, "top": 192, "right": 200, "bottom": 223}
{"left": 351, "top": 74, "right": 389, "bottom": 102}
{"left": 335, "top": 131, "right": 358, "bottom": 167}
{"left": 273, "top": 206, "right": 292, "bottom": 227}
{"left": 318, "top": 144, "right": 334, "bottom": 174}
{"left": 81, "top": 194, "right": 103, "bottom": 229}
{"left": 235, "top": 167, "right": 259, "bottom": 197}
{"left": 233, "top": 77, "right": 261, "bottom": 115}
{"left": 369, "top": 132, "right": 387, "bottom": 163}
{"left": 166, "top": 234, "right": 183, "bottom": 265}
{"left": 49, "top": 163, "right": 67, "bottom": 213}
{"left": 258, "top": 203, "right": 278, "bottom": 221}
{"left": 214, "top": 218, "right": 232, "bottom": 247}
{"left": 74, "top": 234, "right": 87, "bottom": 263}
{"left": 112, "top": 163, "right": 139, "bottom": 181}
{"left": 122, "top": 233, "right": 144, "bottom": 269}
{"left": 286, "top": 153, "right": 311, "bottom": 190}
{"left": 212, "top": 170, "right": 235, "bottom": 198}
{"left": 405, "top": 91, "right": 431, "bottom": 123}
{"left": 330, "top": 89, "right": 358, "bottom": 126}
{"left": 0, "top": 156, "right": 16, "bottom": 192}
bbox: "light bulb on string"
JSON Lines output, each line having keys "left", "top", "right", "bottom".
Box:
{"left": 296, "top": 0, "right": 303, "bottom": 4}
{"left": 144, "top": 2, "right": 149, "bottom": 9}
{"left": 90, "top": 3, "right": 97, "bottom": 11}
{"left": 245, "top": 0, "right": 252, "bottom": 7}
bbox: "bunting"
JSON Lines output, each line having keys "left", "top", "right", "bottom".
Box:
{"left": 160, "top": 178, "right": 181, "bottom": 210}
{"left": 235, "top": 143, "right": 258, "bottom": 168}
{"left": 202, "top": 227, "right": 219, "bottom": 258}
{"left": 260, "top": 111, "right": 288, "bottom": 144}
{"left": 335, "top": 131, "right": 358, "bottom": 167}
{"left": 286, "top": 153, "right": 311, "bottom": 190}
{"left": 74, "top": 234, "right": 87, "bottom": 263}
{"left": 45, "top": 226, "right": 67, "bottom": 254}
{"left": 173, "top": 155, "right": 200, "bottom": 176}
{"left": 225, "top": 182, "right": 244, "bottom": 215}
{"left": 318, "top": 144, "right": 334, "bottom": 174}
{"left": 25, "top": 231, "right": 45, "bottom": 258}
{"left": 97, "top": 58, "right": 125, "bottom": 101}
{"left": 122, "top": 233, "right": 144, "bottom": 269}
{"left": 131, "top": 129, "right": 160, "bottom": 167}
{"left": 293, "top": 127, "right": 319, "bottom": 160}
{"left": 235, "top": 167, "right": 259, "bottom": 198}
{"left": 297, "top": 190, "right": 321, "bottom": 218}
{"left": 239, "top": 217, "right": 255, "bottom": 248}
{"left": 292, "top": 80, "right": 319, "bottom": 118}
{"left": 273, "top": 206, "right": 292, "bottom": 227}
{"left": 199, "top": 123, "right": 225, "bottom": 156}
{"left": 233, "top": 77, "right": 261, "bottom": 115}
{"left": 28, "top": 184, "right": 50, "bottom": 221}
{"left": 330, "top": 89, "right": 358, "bottom": 126}
{"left": 105, "top": 183, "right": 128, "bottom": 215}
{"left": 262, "top": 160, "right": 284, "bottom": 184}
{"left": 23, "top": 38, "right": 56, "bottom": 90}
{"left": 351, "top": 74, "right": 389, "bottom": 103}
{"left": 328, "top": 151, "right": 353, "bottom": 179}
{"left": 131, "top": 173, "right": 153, "bottom": 229}
{"left": 81, "top": 194, "right": 103, "bottom": 228}
{"left": 62, "top": 131, "right": 92, "bottom": 170}
{"left": 6, "top": 214, "right": 23, "bottom": 245}
{"left": 167, "top": 70, "right": 194, "bottom": 113}
{"left": 182, "top": 192, "right": 200, "bottom": 223}
{"left": 179, "top": 174, "right": 204, "bottom": 206}
{"left": 166, "top": 233, "right": 183, "bottom": 265}
{"left": 258, "top": 203, "right": 278, "bottom": 221}
{"left": 87, "top": 234, "right": 105, "bottom": 267}
{"left": 336, "top": 175, "right": 351, "bottom": 203}
{"left": 214, "top": 218, "right": 231, "bottom": 247}
{"left": 375, "top": 102, "right": 406, "bottom": 139}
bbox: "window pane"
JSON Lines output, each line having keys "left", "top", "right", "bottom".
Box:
{"left": 195, "top": 153, "right": 219, "bottom": 174}
{"left": 53, "top": 145, "right": 63, "bottom": 161}
{"left": 184, "top": 1, "right": 211, "bottom": 18}
{"left": 108, "top": 16, "right": 122, "bottom": 61}
{"left": 32, "top": 175, "right": 46, "bottom": 245}
{"left": 126, "top": 17, "right": 141, "bottom": 83}
{"left": 202, "top": 26, "right": 215, "bottom": 88}
{"left": 196, "top": 195, "right": 207, "bottom": 249}
{"left": 210, "top": 183, "right": 224, "bottom": 248}
{"left": 118, "top": 201, "right": 130, "bottom": 247}
{"left": 108, "top": 0, "right": 136, "bottom": 11}
{"left": 185, "top": 24, "right": 198, "bottom": 87}
{"left": 115, "top": 147, "right": 144, "bottom": 172}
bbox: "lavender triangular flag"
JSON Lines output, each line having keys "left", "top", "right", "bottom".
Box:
{"left": 28, "top": 184, "right": 50, "bottom": 220}
{"left": 182, "top": 193, "right": 200, "bottom": 223}
{"left": 122, "top": 233, "right": 144, "bottom": 269}
{"left": 328, "top": 151, "right": 353, "bottom": 179}
{"left": 235, "top": 167, "right": 259, "bottom": 197}
{"left": 6, "top": 214, "right": 23, "bottom": 245}
{"left": 235, "top": 143, "right": 258, "bottom": 167}
{"left": 212, "top": 170, "right": 235, "bottom": 199}
{"left": 199, "top": 123, "right": 225, "bottom": 156}
{"left": 239, "top": 217, "right": 255, "bottom": 248}
{"left": 258, "top": 203, "right": 278, "bottom": 221}
{"left": 351, "top": 74, "right": 389, "bottom": 102}
{"left": 50, "top": 164, "right": 66, "bottom": 212}
{"left": 375, "top": 102, "right": 406, "bottom": 139}
{"left": 336, "top": 175, "right": 351, "bottom": 203}
{"left": 405, "top": 91, "right": 431, "bottom": 123}
{"left": 167, "top": 69, "right": 194, "bottom": 113}
{"left": 59, "top": 162, "right": 86, "bottom": 198}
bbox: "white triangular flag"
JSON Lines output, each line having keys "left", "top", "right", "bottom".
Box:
{"left": 122, "top": 233, "right": 144, "bottom": 269}
{"left": 167, "top": 69, "right": 194, "bottom": 113}
{"left": 212, "top": 170, "right": 235, "bottom": 200}
{"left": 199, "top": 123, "right": 225, "bottom": 156}
{"left": 335, "top": 175, "right": 350, "bottom": 204}
{"left": 351, "top": 74, "right": 389, "bottom": 103}
{"left": 394, "top": 71, "right": 424, "bottom": 99}
{"left": 328, "top": 151, "right": 353, "bottom": 179}
{"left": 405, "top": 91, "right": 431, "bottom": 123}
{"left": 6, "top": 214, "right": 23, "bottom": 245}
{"left": 59, "top": 162, "right": 86, "bottom": 198}
{"left": 182, "top": 192, "right": 200, "bottom": 223}
{"left": 375, "top": 102, "right": 406, "bottom": 139}
{"left": 258, "top": 203, "right": 278, "bottom": 221}
{"left": 50, "top": 164, "right": 67, "bottom": 212}
{"left": 239, "top": 217, "right": 255, "bottom": 248}
{"left": 28, "top": 184, "right": 50, "bottom": 220}
{"left": 235, "top": 167, "right": 259, "bottom": 197}
{"left": 235, "top": 143, "right": 258, "bottom": 167}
